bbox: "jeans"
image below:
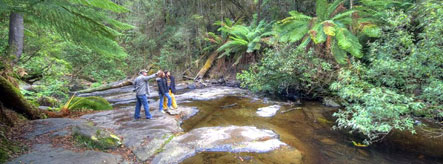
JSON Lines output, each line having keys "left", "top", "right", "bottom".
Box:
{"left": 135, "top": 94, "right": 152, "bottom": 119}
{"left": 159, "top": 92, "right": 172, "bottom": 111}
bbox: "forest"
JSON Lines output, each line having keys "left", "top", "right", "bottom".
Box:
{"left": 0, "top": 0, "right": 442, "bottom": 163}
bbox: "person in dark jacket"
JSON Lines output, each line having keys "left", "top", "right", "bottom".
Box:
{"left": 156, "top": 71, "right": 172, "bottom": 113}
{"left": 162, "top": 71, "right": 178, "bottom": 109}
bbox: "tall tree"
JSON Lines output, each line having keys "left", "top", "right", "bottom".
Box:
{"left": 7, "top": 12, "right": 23, "bottom": 64}
{"left": 0, "top": 0, "right": 131, "bottom": 119}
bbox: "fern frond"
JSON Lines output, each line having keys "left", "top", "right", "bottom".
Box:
{"left": 336, "top": 28, "right": 362, "bottom": 58}
{"left": 331, "top": 39, "right": 347, "bottom": 64}
{"left": 276, "top": 20, "right": 310, "bottom": 43}
{"left": 316, "top": 0, "right": 329, "bottom": 21}
{"left": 327, "top": 0, "right": 345, "bottom": 17}
{"left": 331, "top": 10, "right": 355, "bottom": 21}
{"left": 69, "top": 0, "right": 129, "bottom": 13}
{"left": 310, "top": 23, "right": 326, "bottom": 44}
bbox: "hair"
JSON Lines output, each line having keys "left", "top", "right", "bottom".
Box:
{"left": 164, "top": 71, "right": 170, "bottom": 78}
{"left": 157, "top": 71, "right": 165, "bottom": 78}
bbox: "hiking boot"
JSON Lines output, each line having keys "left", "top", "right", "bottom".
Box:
{"left": 160, "top": 110, "right": 166, "bottom": 114}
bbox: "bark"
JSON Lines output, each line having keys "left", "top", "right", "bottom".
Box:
{"left": 194, "top": 51, "right": 218, "bottom": 80}
{"left": 257, "top": 0, "right": 263, "bottom": 23}
{"left": 8, "top": 12, "right": 24, "bottom": 64}
{"left": 0, "top": 76, "right": 41, "bottom": 119}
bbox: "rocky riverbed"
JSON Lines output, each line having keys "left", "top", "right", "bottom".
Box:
{"left": 8, "top": 86, "right": 300, "bottom": 164}
{"left": 7, "top": 85, "right": 443, "bottom": 164}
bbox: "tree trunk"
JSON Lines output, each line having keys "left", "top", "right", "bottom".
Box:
{"left": 0, "top": 76, "right": 41, "bottom": 119}
{"left": 75, "top": 79, "right": 133, "bottom": 94}
{"left": 257, "top": 0, "right": 263, "bottom": 23}
{"left": 194, "top": 51, "right": 218, "bottom": 80}
{"left": 8, "top": 12, "right": 24, "bottom": 64}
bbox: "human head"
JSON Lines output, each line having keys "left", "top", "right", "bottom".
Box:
{"left": 164, "top": 71, "right": 170, "bottom": 77}
{"left": 157, "top": 70, "right": 165, "bottom": 78}
{"left": 139, "top": 69, "right": 148, "bottom": 76}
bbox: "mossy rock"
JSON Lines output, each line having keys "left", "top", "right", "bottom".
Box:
{"left": 68, "top": 96, "right": 112, "bottom": 111}
{"left": 37, "top": 96, "right": 59, "bottom": 107}
{"left": 72, "top": 125, "right": 121, "bottom": 150}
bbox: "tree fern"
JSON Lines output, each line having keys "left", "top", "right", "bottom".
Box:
{"left": 217, "top": 20, "right": 273, "bottom": 64}
{"left": 2, "top": 0, "right": 132, "bottom": 58}
{"left": 276, "top": 0, "right": 380, "bottom": 64}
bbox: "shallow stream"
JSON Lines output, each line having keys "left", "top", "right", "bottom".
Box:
{"left": 180, "top": 96, "right": 442, "bottom": 164}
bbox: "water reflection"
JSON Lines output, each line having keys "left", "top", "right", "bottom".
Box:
{"left": 180, "top": 96, "right": 442, "bottom": 164}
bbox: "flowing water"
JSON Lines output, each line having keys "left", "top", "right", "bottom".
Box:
{"left": 179, "top": 96, "right": 443, "bottom": 164}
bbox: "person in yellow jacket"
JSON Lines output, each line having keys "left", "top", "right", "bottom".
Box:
{"left": 163, "top": 71, "right": 178, "bottom": 109}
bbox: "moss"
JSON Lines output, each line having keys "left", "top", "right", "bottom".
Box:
{"left": 154, "top": 134, "right": 175, "bottom": 154}
{"left": 0, "top": 76, "right": 40, "bottom": 119}
{"left": 73, "top": 133, "right": 120, "bottom": 150}
{"left": 0, "top": 126, "right": 26, "bottom": 163}
{"left": 72, "top": 128, "right": 121, "bottom": 150}
{"left": 67, "top": 96, "right": 112, "bottom": 111}
{"left": 37, "top": 96, "right": 59, "bottom": 107}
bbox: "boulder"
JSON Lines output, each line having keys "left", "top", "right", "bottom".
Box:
{"left": 72, "top": 125, "right": 121, "bottom": 149}
{"left": 152, "top": 126, "right": 287, "bottom": 164}
{"left": 322, "top": 97, "right": 341, "bottom": 108}
{"left": 256, "top": 105, "right": 281, "bottom": 117}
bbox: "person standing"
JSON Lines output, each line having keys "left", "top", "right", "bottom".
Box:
{"left": 163, "top": 71, "right": 178, "bottom": 109}
{"left": 156, "top": 71, "right": 172, "bottom": 113}
{"left": 133, "top": 69, "right": 157, "bottom": 119}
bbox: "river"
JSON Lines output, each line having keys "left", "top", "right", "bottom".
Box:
{"left": 179, "top": 95, "right": 442, "bottom": 164}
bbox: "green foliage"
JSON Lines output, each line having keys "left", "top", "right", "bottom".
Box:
{"left": 68, "top": 96, "right": 112, "bottom": 111}
{"left": 238, "top": 45, "right": 334, "bottom": 97}
{"left": 330, "top": 64, "right": 423, "bottom": 144}
{"left": 217, "top": 19, "right": 273, "bottom": 65}
{"left": 331, "top": 1, "right": 443, "bottom": 144}
{"left": 1, "top": 0, "right": 131, "bottom": 58}
{"left": 275, "top": 0, "right": 381, "bottom": 64}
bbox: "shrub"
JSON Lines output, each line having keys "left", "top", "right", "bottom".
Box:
{"left": 237, "top": 45, "right": 335, "bottom": 98}
{"left": 331, "top": 1, "right": 443, "bottom": 144}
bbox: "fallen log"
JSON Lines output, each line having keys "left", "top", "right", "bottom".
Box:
{"left": 0, "top": 76, "right": 41, "bottom": 119}
{"left": 76, "top": 79, "right": 133, "bottom": 94}
{"left": 281, "top": 107, "right": 302, "bottom": 114}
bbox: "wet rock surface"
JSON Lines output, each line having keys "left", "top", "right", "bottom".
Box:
{"left": 24, "top": 118, "right": 87, "bottom": 139}
{"left": 9, "top": 118, "right": 129, "bottom": 164}
{"left": 152, "top": 126, "right": 287, "bottom": 164}
{"left": 81, "top": 106, "right": 196, "bottom": 161}
{"left": 7, "top": 144, "right": 125, "bottom": 164}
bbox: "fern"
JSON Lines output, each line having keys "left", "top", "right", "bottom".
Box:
{"left": 216, "top": 20, "right": 273, "bottom": 64}
{"left": 3, "top": 0, "right": 132, "bottom": 58}
{"left": 276, "top": 0, "right": 384, "bottom": 64}
{"left": 316, "top": 0, "right": 329, "bottom": 21}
